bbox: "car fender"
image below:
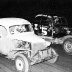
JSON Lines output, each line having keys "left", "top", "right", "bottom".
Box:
{"left": 62, "top": 35, "right": 72, "bottom": 42}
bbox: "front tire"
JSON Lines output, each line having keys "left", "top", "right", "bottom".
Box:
{"left": 47, "top": 48, "right": 58, "bottom": 63}
{"left": 15, "top": 54, "right": 30, "bottom": 72}
{"left": 63, "top": 38, "right": 72, "bottom": 55}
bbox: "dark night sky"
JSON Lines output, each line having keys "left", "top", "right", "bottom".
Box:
{"left": 0, "top": 0, "right": 72, "bottom": 26}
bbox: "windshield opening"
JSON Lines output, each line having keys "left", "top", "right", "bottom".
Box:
{"left": 9, "top": 24, "right": 32, "bottom": 34}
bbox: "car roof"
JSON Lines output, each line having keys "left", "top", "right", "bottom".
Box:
{"left": 0, "top": 18, "right": 31, "bottom": 28}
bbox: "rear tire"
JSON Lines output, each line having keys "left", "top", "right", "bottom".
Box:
{"left": 15, "top": 54, "right": 30, "bottom": 72}
{"left": 63, "top": 38, "right": 72, "bottom": 55}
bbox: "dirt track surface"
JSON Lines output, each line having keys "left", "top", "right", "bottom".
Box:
{"left": 0, "top": 44, "right": 72, "bottom": 72}
{"left": 0, "top": 64, "right": 13, "bottom": 72}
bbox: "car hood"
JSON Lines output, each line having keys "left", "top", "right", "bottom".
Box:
{"left": 9, "top": 32, "right": 51, "bottom": 46}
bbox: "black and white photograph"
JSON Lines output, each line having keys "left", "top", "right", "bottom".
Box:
{"left": 0, "top": 0, "right": 72, "bottom": 72}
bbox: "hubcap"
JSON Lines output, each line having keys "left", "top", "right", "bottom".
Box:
{"left": 64, "top": 41, "right": 72, "bottom": 53}
{"left": 16, "top": 58, "right": 25, "bottom": 71}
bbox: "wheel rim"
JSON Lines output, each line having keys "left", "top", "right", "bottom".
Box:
{"left": 16, "top": 58, "right": 25, "bottom": 71}
{"left": 64, "top": 41, "right": 72, "bottom": 53}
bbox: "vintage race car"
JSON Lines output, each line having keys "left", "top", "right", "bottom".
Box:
{"left": 34, "top": 14, "right": 72, "bottom": 55}
{"left": 0, "top": 18, "right": 58, "bottom": 72}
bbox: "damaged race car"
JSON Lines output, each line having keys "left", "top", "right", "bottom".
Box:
{"left": 34, "top": 14, "right": 72, "bottom": 55}
{"left": 0, "top": 18, "right": 58, "bottom": 72}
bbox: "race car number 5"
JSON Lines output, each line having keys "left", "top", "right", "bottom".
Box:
{"left": 42, "top": 27, "right": 47, "bottom": 35}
